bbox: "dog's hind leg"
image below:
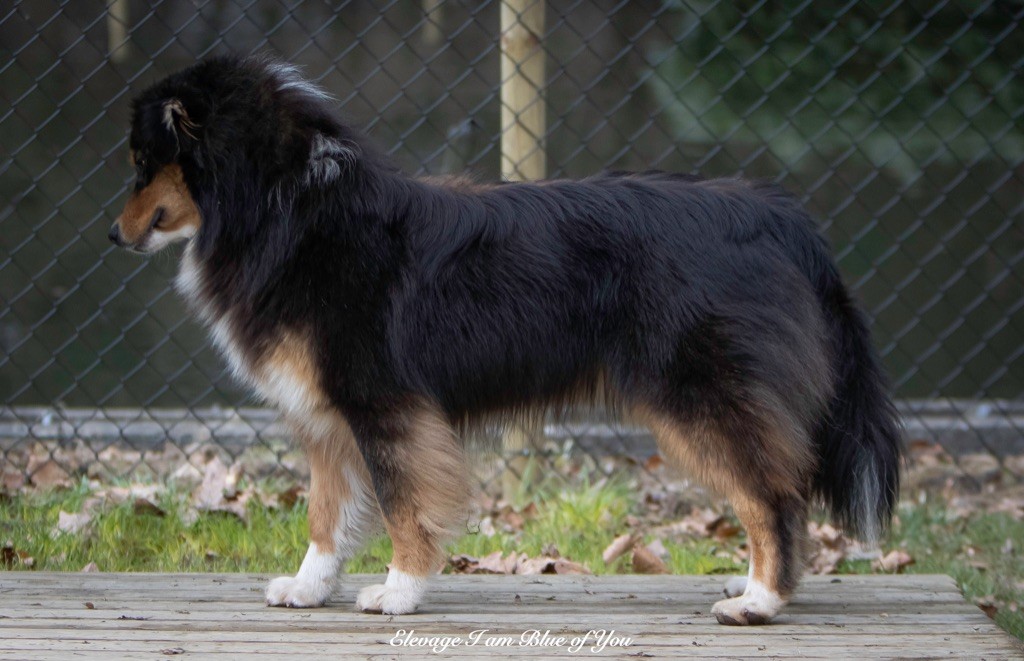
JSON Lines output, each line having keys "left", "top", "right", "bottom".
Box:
{"left": 266, "top": 413, "right": 379, "bottom": 607}
{"left": 641, "top": 406, "right": 811, "bottom": 625}
{"left": 712, "top": 490, "right": 808, "bottom": 625}
{"left": 352, "top": 402, "right": 470, "bottom": 615}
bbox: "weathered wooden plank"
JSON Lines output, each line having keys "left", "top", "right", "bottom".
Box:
{"left": 1, "top": 622, "right": 1002, "bottom": 641}
{"left": 0, "top": 572, "right": 963, "bottom": 589}
{"left": 3, "top": 596, "right": 982, "bottom": 618}
{"left": 3, "top": 626, "right": 1015, "bottom": 643}
{"left": 0, "top": 610, "right": 999, "bottom": 631}
{"left": 0, "top": 573, "right": 1018, "bottom": 659}
{"left": 0, "top": 627, "right": 1021, "bottom": 651}
{"left": 0, "top": 573, "right": 969, "bottom": 598}
{"left": 0, "top": 610, "right": 998, "bottom": 631}
{"left": 2, "top": 584, "right": 974, "bottom": 603}
{"left": 0, "top": 639, "right": 1020, "bottom": 659}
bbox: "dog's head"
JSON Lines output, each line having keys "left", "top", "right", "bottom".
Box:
{"left": 110, "top": 55, "right": 356, "bottom": 254}
{"left": 109, "top": 63, "right": 216, "bottom": 253}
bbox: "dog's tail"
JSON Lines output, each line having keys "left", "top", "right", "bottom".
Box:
{"left": 808, "top": 249, "right": 902, "bottom": 543}
{"left": 756, "top": 183, "right": 901, "bottom": 542}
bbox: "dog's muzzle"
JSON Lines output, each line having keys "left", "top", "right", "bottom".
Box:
{"left": 108, "top": 208, "right": 164, "bottom": 250}
{"left": 108, "top": 222, "right": 124, "bottom": 246}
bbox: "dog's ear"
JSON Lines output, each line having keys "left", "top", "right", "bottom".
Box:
{"left": 161, "top": 98, "right": 201, "bottom": 146}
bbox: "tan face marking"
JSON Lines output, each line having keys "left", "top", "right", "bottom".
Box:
{"left": 115, "top": 162, "right": 200, "bottom": 251}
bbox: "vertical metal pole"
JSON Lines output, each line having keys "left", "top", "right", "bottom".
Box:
{"left": 422, "top": 0, "right": 444, "bottom": 46}
{"left": 499, "top": 0, "right": 547, "bottom": 498}
{"left": 107, "top": 0, "right": 130, "bottom": 63}
{"left": 500, "top": 0, "right": 546, "bottom": 182}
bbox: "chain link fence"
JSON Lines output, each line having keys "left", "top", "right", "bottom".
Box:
{"left": 2, "top": 0, "right": 1023, "bottom": 495}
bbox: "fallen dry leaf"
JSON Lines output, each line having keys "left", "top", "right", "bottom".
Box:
{"left": 874, "top": 549, "right": 915, "bottom": 572}
{"left": 602, "top": 533, "right": 638, "bottom": 564}
{"left": 449, "top": 552, "right": 591, "bottom": 576}
{"left": 646, "top": 538, "right": 667, "bottom": 558}
{"left": 192, "top": 457, "right": 228, "bottom": 509}
{"left": 449, "top": 554, "right": 477, "bottom": 573}
{"left": 906, "top": 439, "right": 952, "bottom": 467}
{"left": 551, "top": 558, "right": 591, "bottom": 575}
{"left": 500, "top": 511, "right": 525, "bottom": 532}
{"left": 2, "top": 468, "right": 25, "bottom": 492}
{"left": 643, "top": 454, "right": 664, "bottom": 471}
{"left": 2, "top": 543, "right": 33, "bottom": 569}
{"left": 168, "top": 462, "right": 203, "bottom": 490}
{"left": 476, "top": 551, "right": 518, "bottom": 574}
{"left": 56, "top": 510, "right": 93, "bottom": 536}
{"left": 632, "top": 544, "right": 668, "bottom": 574}
{"left": 809, "top": 546, "right": 845, "bottom": 575}
{"left": 94, "top": 484, "right": 163, "bottom": 506}
{"left": 711, "top": 520, "right": 741, "bottom": 541}
{"left": 132, "top": 497, "right": 165, "bottom": 517}
{"left": 2, "top": 544, "right": 15, "bottom": 568}
{"left": 518, "top": 555, "right": 591, "bottom": 575}
{"left": 959, "top": 453, "right": 1001, "bottom": 484}
{"left": 808, "top": 522, "right": 844, "bottom": 549}
{"left": 274, "top": 484, "right": 305, "bottom": 509}
{"left": 974, "top": 595, "right": 998, "bottom": 619}
{"left": 651, "top": 507, "right": 727, "bottom": 539}
{"left": 29, "top": 460, "right": 71, "bottom": 489}
{"left": 191, "top": 457, "right": 250, "bottom": 521}
{"left": 477, "top": 516, "right": 497, "bottom": 537}
{"left": 450, "top": 551, "right": 514, "bottom": 574}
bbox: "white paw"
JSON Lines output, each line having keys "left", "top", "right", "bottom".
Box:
{"left": 711, "top": 580, "right": 785, "bottom": 626}
{"left": 355, "top": 570, "right": 425, "bottom": 615}
{"left": 723, "top": 576, "right": 747, "bottom": 598}
{"left": 265, "top": 575, "right": 333, "bottom": 608}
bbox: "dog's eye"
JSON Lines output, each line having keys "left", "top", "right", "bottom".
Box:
{"left": 136, "top": 156, "right": 147, "bottom": 172}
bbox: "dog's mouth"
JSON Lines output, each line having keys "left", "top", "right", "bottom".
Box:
{"left": 109, "top": 207, "right": 165, "bottom": 254}
{"left": 148, "top": 207, "right": 166, "bottom": 231}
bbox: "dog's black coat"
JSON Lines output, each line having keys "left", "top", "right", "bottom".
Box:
{"left": 128, "top": 55, "right": 901, "bottom": 547}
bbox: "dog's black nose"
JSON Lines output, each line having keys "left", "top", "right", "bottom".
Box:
{"left": 108, "top": 223, "right": 122, "bottom": 245}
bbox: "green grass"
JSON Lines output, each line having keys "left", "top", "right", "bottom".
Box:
{"left": 1, "top": 479, "right": 1021, "bottom": 640}
{"left": 839, "top": 504, "right": 1024, "bottom": 640}
{"left": 0, "top": 482, "right": 309, "bottom": 573}
{"left": 0, "top": 476, "right": 735, "bottom": 577}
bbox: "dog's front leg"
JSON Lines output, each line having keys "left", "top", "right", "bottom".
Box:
{"left": 267, "top": 417, "right": 379, "bottom": 607}
{"left": 351, "top": 404, "right": 470, "bottom": 615}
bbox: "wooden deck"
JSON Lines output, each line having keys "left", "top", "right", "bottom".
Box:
{"left": 1, "top": 573, "right": 1021, "bottom": 659}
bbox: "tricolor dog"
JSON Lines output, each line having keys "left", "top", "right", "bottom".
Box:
{"left": 110, "top": 55, "right": 901, "bottom": 625}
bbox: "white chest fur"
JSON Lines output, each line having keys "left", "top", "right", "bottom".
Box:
{"left": 175, "top": 245, "right": 325, "bottom": 419}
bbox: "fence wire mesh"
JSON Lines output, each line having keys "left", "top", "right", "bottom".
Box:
{"left": 1, "top": 0, "right": 1022, "bottom": 495}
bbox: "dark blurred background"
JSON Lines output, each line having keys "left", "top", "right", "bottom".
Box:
{"left": 1, "top": 0, "right": 1021, "bottom": 413}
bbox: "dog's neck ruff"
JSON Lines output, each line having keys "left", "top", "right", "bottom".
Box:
{"left": 174, "top": 242, "right": 330, "bottom": 423}
{"left": 175, "top": 242, "right": 253, "bottom": 393}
